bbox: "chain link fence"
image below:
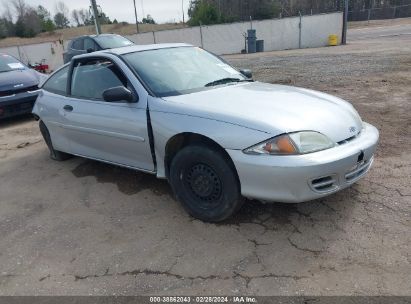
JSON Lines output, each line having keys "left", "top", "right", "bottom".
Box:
{"left": 277, "top": 0, "right": 411, "bottom": 21}
{"left": 349, "top": 3, "right": 411, "bottom": 21}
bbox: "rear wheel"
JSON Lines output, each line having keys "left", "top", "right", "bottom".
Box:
{"left": 39, "top": 121, "right": 71, "bottom": 161}
{"left": 169, "top": 145, "right": 243, "bottom": 222}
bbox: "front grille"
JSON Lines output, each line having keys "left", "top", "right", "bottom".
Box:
{"left": 0, "top": 85, "right": 39, "bottom": 97}
{"left": 337, "top": 131, "right": 361, "bottom": 145}
{"left": 345, "top": 158, "right": 372, "bottom": 182}
{"left": 0, "top": 99, "right": 36, "bottom": 117}
{"left": 310, "top": 175, "right": 338, "bottom": 193}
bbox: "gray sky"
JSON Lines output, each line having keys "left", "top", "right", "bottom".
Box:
{"left": 2, "top": 0, "right": 192, "bottom": 24}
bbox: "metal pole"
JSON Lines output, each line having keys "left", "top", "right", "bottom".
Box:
{"left": 17, "top": 45, "right": 22, "bottom": 61}
{"left": 298, "top": 11, "right": 302, "bottom": 49}
{"left": 182, "top": 0, "right": 185, "bottom": 24}
{"left": 342, "top": 0, "right": 348, "bottom": 45}
{"left": 199, "top": 22, "right": 204, "bottom": 48}
{"left": 133, "top": 0, "right": 139, "bottom": 33}
{"left": 90, "top": 0, "right": 101, "bottom": 35}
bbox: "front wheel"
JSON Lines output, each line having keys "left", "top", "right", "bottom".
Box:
{"left": 169, "top": 145, "right": 243, "bottom": 222}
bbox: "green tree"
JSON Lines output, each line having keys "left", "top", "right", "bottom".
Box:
{"left": 255, "top": 0, "right": 281, "bottom": 19}
{"left": 0, "top": 19, "right": 7, "bottom": 38}
{"left": 14, "top": 18, "right": 25, "bottom": 37}
{"left": 54, "top": 12, "right": 69, "bottom": 28}
{"left": 43, "top": 19, "right": 55, "bottom": 31}
{"left": 37, "top": 5, "right": 55, "bottom": 32}
{"left": 188, "top": 1, "right": 221, "bottom": 26}
{"left": 99, "top": 12, "right": 112, "bottom": 24}
{"left": 142, "top": 14, "right": 156, "bottom": 24}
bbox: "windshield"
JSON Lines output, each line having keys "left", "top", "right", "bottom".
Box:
{"left": 122, "top": 46, "right": 247, "bottom": 97}
{"left": 94, "top": 35, "right": 133, "bottom": 49}
{"left": 0, "top": 54, "right": 26, "bottom": 73}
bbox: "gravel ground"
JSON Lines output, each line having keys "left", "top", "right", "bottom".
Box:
{"left": 0, "top": 25, "right": 410, "bottom": 296}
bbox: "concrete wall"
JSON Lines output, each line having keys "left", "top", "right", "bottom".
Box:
{"left": 0, "top": 12, "right": 342, "bottom": 72}
{"left": 0, "top": 41, "right": 65, "bottom": 73}
{"left": 125, "top": 12, "right": 342, "bottom": 55}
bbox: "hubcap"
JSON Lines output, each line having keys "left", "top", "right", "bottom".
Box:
{"left": 185, "top": 163, "right": 222, "bottom": 207}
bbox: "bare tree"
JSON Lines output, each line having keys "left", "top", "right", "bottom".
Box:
{"left": 55, "top": 1, "right": 69, "bottom": 23}
{"left": 78, "top": 8, "right": 92, "bottom": 25}
{"left": 23, "top": 7, "right": 42, "bottom": 35}
{"left": 2, "top": 2, "right": 14, "bottom": 22}
{"left": 71, "top": 9, "right": 81, "bottom": 26}
{"left": 11, "top": 0, "right": 27, "bottom": 19}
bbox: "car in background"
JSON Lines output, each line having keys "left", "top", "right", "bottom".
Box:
{"left": 63, "top": 34, "right": 134, "bottom": 63}
{"left": 0, "top": 53, "right": 47, "bottom": 120}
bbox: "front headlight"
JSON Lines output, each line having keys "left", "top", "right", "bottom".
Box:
{"left": 243, "top": 131, "right": 335, "bottom": 155}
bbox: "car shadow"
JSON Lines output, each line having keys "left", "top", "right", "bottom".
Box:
{"left": 71, "top": 159, "right": 172, "bottom": 197}
{"left": 0, "top": 114, "right": 34, "bottom": 128}
{"left": 71, "top": 157, "right": 358, "bottom": 229}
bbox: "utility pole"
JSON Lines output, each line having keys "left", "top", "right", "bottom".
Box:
{"left": 298, "top": 11, "right": 302, "bottom": 49}
{"left": 133, "top": 0, "right": 139, "bottom": 33}
{"left": 342, "top": 0, "right": 348, "bottom": 44}
{"left": 182, "top": 0, "right": 185, "bottom": 24}
{"left": 90, "top": 0, "right": 101, "bottom": 35}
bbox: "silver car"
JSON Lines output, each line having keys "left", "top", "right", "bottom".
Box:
{"left": 33, "top": 44, "right": 379, "bottom": 222}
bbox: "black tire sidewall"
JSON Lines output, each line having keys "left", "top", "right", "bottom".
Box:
{"left": 169, "top": 145, "right": 241, "bottom": 222}
{"left": 39, "top": 121, "right": 70, "bottom": 161}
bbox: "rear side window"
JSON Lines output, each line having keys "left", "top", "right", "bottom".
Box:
{"left": 72, "top": 38, "right": 84, "bottom": 50}
{"left": 42, "top": 65, "right": 69, "bottom": 95}
{"left": 71, "top": 59, "right": 127, "bottom": 100}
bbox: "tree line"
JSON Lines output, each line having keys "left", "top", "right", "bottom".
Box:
{"left": 0, "top": 0, "right": 156, "bottom": 39}
{"left": 188, "top": 0, "right": 411, "bottom": 25}
{"left": 0, "top": 0, "right": 114, "bottom": 38}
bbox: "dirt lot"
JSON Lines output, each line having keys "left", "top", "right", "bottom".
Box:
{"left": 0, "top": 25, "right": 410, "bottom": 296}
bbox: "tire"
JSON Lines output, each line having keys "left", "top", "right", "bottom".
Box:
{"left": 169, "top": 145, "right": 243, "bottom": 222}
{"left": 39, "top": 121, "right": 71, "bottom": 161}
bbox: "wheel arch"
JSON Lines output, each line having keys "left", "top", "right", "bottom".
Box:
{"left": 164, "top": 132, "right": 240, "bottom": 186}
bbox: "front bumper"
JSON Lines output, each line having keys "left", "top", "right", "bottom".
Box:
{"left": 0, "top": 90, "right": 39, "bottom": 119}
{"left": 227, "top": 122, "right": 379, "bottom": 203}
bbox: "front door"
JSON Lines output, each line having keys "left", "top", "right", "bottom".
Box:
{"left": 61, "top": 57, "right": 154, "bottom": 172}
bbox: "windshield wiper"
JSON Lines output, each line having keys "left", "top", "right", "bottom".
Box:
{"left": 205, "top": 77, "right": 247, "bottom": 87}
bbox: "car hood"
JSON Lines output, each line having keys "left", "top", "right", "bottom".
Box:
{"left": 161, "top": 82, "right": 363, "bottom": 143}
{"left": 0, "top": 69, "right": 39, "bottom": 91}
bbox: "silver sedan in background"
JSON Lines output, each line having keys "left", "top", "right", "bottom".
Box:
{"left": 33, "top": 44, "right": 379, "bottom": 222}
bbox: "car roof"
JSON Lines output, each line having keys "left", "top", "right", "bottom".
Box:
{"left": 74, "top": 33, "right": 123, "bottom": 39}
{"left": 72, "top": 43, "right": 193, "bottom": 60}
{"left": 106, "top": 43, "right": 193, "bottom": 55}
{"left": 69, "top": 43, "right": 194, "bottom": 63}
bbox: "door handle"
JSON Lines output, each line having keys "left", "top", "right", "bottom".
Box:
{"left": 63, "top": 105, "right": 73, "bottom": 112}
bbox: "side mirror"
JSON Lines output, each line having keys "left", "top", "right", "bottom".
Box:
{"left": 86, "top": 48, "right": 94, "bottom": 53}
{"left": 240, "top": 69, "right": 252, "bottom": 79}
{"left": 102, "top": 86, "right": 135, "bottom": 103}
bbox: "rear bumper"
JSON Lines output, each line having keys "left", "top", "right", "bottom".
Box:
{"left": 227, "top": 122, "right": 379, "bottom": 203}
{"left": 0, "top": 91, "right": 39, "bottom": 119}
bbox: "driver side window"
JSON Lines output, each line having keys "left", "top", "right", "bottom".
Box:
{"left": 70, "top": 59, "right": 128, "bottom": 101}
